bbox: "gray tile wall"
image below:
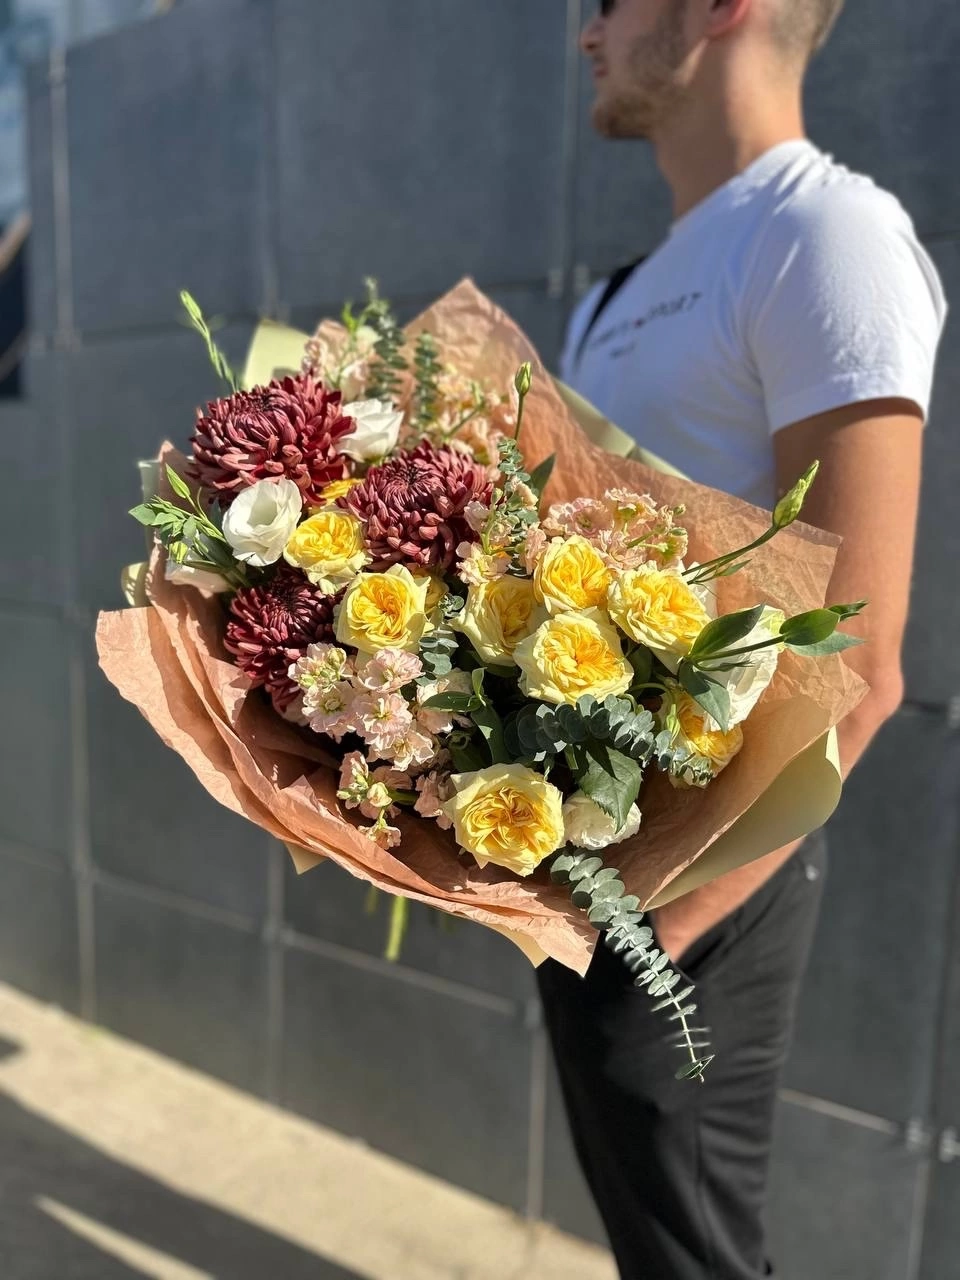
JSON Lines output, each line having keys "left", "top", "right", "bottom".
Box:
{"left": 3, "top": 2, "right": 958, "bottom": 1274}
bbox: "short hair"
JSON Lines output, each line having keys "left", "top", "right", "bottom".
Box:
{"left": 774, "top": 0, "right": 846, "bottom": 59}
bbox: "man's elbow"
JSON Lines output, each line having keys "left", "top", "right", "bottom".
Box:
{"left": 851, "top": 663, "right": 904, "bottom": 736}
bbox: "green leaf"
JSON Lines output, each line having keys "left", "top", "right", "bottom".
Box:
{"left": 130, "top": 503, "right": 163, "bottom": 527}
{"left": 527, "top": 454, "right": 556, "bottom": 497}
{"left": 449, "top": 740, "right": 487, "bottom": 774}
{"left": 787, "top": 632, "right": 865, "bottom": 657}
{"left": 688, "top": 604, "right": 766, "bottom": 661}
{"left": 576, "top": 742, "right": 643, "bottom": 831}
{"left": 628, "top": 646, "right": 654, "bottom": 687}
{"left": 166, "top": 466, "right": 193, "bottom": 503}
{"left": 828, "top": 599, "right": 868, "bottom": 621}
{"left": 678, "top": 662, "right": 732, "bottom": 733}
{"left": 470, "top": 667, "right": 486, "bottom": 701}
{"left": 472, "top": 703, "right": 510, "bottom": 766}
{"left": 422, "top": 693, "right": 475, "bottom": 713}
{"left": 780, "top": 608, "right": 841, "bottom": 648}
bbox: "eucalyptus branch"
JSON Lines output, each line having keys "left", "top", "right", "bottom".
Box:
{"left": 551, "top": 848, "right": 712, "bottom": 1082}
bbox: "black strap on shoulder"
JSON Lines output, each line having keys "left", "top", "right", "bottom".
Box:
{"left": 574, "top": 256, "right": 646, "bottom": 367}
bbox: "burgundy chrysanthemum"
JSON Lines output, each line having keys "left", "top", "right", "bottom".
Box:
{"left": 225, "top": 566, "right": 338, "bottom": 711}
{"left": 190, "top": 374, "right": 354, "bottom": 507}
{"left": 339, "top": 440, "right": 492, "bottom": 570}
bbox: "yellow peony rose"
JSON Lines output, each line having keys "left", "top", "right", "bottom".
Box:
{"left": 335, "top": 564, "right": 430, "bottom": 655}
{"left": 410, "top": 569, "right": 449, "bottom": 616}
{"left": 442, "top": 764, "right": 566, "bottom": 876}
{"left": 534, "top": 536, "right": 613, "bottom": 614}
{"left": 607, "top": 566, "right": 712, "bottom": 670}
{"left": 454, "top": 575, "right": 545, "bottom": 666}
{"left": 318, "top": 477, "right": 363, "bottom": 504}
{"left": 671, "top": 690, "right": 744, "bottom": 783}
{"left": 283, "top": 509, "right": 369, "bottom": 592}
{"left": 513, "top": 608, "right": 634, "bottom": 706}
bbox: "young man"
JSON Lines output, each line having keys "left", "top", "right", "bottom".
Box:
{"left": 536, "top": 2, "right": 946, "bottom": 1277}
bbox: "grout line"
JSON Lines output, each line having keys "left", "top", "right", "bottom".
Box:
{"left": 90, "top": 866, "right": 262, "bottom": 936}
{"left": 905, "top": 1155, "right": 933, "bottom": 1280}
{"left": 556, "top": 0, "right": 584, "bottom": 308}
{"left": 778, "top": 1088, "right": 900, "bottom": 1136}
{"left": 257, "top": 0, "right": 282, "bottom": 323}
{"left": 282, "top": 926, "right": 521, "bottom": 1018}
{"left": 67, "top": 617, "right": 97, "bottom": 1022}
{"left": 263, "top": 843, "right": 286, "bottom": 1105}
{"left": 525, "top": 1015, "right": 549, "bottom": 1222}
{"left": 0, "top": 839, "right": 68, "bottom": 873}
{"left": 48, "top": 48, "right": 76, "bottom": 347}
{"left": 903, "top": 730, "right": 960, "bottom": 1276}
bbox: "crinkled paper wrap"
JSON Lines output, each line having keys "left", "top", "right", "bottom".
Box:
{"left": 97, "top": 280, "right": 866, "bottom": 976}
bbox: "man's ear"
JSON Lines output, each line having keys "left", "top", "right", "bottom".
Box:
{"left": 704, "top": 0, "right": 753, "bottom": 40}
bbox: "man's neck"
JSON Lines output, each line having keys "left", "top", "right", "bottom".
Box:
{"left": 653, "top": 94, "right": 807, "bottom": 221}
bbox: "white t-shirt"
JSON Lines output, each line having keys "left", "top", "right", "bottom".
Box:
{"left": 560, "top": 140, "right": 946, "bottom": 509}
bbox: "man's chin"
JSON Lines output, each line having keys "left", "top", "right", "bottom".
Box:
{"left": 590, "top": 98, "right": 650, "bottom": 141}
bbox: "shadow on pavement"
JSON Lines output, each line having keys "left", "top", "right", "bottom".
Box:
{"left": 0, "top": 1083, "right": 368, "bottom": 1280}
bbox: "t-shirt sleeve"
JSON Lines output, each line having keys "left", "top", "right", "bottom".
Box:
{"left": 558, "top": 282, "right": 605, "bottom": 384}
{"left": 743, "top": 184, "right": 947, "bottom": 433}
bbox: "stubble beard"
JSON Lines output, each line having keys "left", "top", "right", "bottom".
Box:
{"left": 591, "top": 6, "right": 690, "bottom": 140}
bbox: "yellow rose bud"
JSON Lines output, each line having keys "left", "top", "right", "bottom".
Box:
{"left": 534, "top": 535, "right": 613, "bottom": 614}
{"left": 669, "top": 690, "right": 744, "bottom": 783}
{"left": 410, "top": 569, "right": 449, "bottom": 615}
{"left": 319, "top": 478, "right": 363, "bottom": 504}
{"left": 514, "top": 608, "right": 634, "bottom": 706}
{"left": 442, "top": 764, "right": 565, "bottom": 876}
{"left": 336, "top": 565, "right": 430, "bottom": 655}
{"left": 454, "top": 575, "right": 545, "bottom": 666}
{"left": 607, "top": 566, "right": 711, "bottom": 671}
{"left": 283, "top": 509, "right": 369, "bottom": 592}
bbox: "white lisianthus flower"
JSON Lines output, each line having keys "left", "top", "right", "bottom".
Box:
{"left": 340, "top": 399, "right": 404, "bottom": 462}
{"left": 562, "top": 792, "right": 642, "bottom": 852}
{"left": 163, "top": 559, "right": 230, "bottom": 594}
{"left": 710, "top": 605, "right": 786, "bottom": 729}
{"left": 222, "top": 478, "right": 303, "bottom": 567}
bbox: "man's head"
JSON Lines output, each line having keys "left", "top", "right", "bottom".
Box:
{"left": 581, "top": 0, "right": 845, "bottom": 141}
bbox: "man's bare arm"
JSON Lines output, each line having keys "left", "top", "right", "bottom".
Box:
{"left": 652, "top": 399, "right": 923, "bottom": 962}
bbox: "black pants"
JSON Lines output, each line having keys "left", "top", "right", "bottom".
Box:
{"left": 537, "top": 835, "right": 826, "bottom": 1280}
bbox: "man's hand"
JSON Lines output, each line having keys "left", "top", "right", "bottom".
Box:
{"left": 653, "top": 397, "right": 923, "bottom": 964}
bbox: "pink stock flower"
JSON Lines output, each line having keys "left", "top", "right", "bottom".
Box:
{"left": 416, "top": 671, "right": 473, "bottom": 736}
{"left": 356, "top": 648, "right": 424, "bottom": 693}
{"left": 383, "top": 724, "right": 438, "bottom": 772}
{"left": 304, "top": 680, "right": 358, "bottom": 740}
{"left": 353, "top": 691, "right": 415, "bottom": 756}
{"left": 337, "top": 752, "right": 371, "bottom": 809}
{"left": 521, "top": 525, "right": 549, "bottom": 575}
{"left": 456, "top": 541, "right": 511, "bottom": 587}
{"left": 364, "top": 820, "right": 403, "bottom": 850}
{"left": 414, "top": 771, "right": 455, "bottom": 830}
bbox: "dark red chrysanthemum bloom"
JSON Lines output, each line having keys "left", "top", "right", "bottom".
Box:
{"left": 225, "top": 566, "right": 338, "bottom": 711}
{"left": 190, "top": 375, "right": 354, "bottom": 507}
{"left": 339, "top": 439, "right": 492, "bottom": 570}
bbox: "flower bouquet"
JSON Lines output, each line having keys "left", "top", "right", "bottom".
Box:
{"left": 97, "top": 279, "right": 866, "bottom": 1080}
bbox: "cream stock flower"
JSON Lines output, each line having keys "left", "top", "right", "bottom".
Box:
{"left": 562, "top": 792, "right": 642, "bottom": 852}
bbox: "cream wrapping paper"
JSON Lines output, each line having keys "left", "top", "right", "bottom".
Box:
{"left": 97, "top": 280, "right": 865, "bottom": 975}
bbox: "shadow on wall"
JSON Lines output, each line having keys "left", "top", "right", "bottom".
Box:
{"left": 0, "top": 1069, "right": 364, "bottom": 1280}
